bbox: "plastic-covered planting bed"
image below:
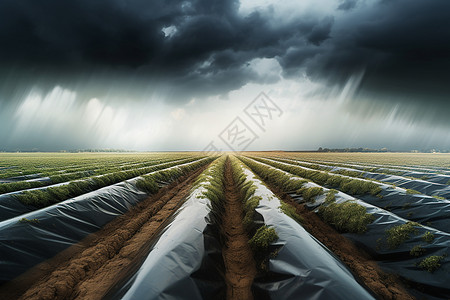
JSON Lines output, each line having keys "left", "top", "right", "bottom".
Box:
{"left": 109, "top": 157, "right": 226, "bottom": 300}
{"left": 0, "top": 156, "right": 178, "bottom": 183}
{"left": 272, "top": 156, "right": 450, "bottom": 198}
{"left": 300, "top": 158, "right": 450, "bottom": 184}
{"left": 0, "top": 157, "right": 199, "bottom": 222}
{"left": 0, "top": 157, "right": 179, "bottom": 195}
{"left": 240, "top": 157, "right": 450, "bottom": 299}
{"left": 0, "top": 173, "right": 46, "bottom": 183}
{"left": 234, "top": 160, "right": 376, "bottom": 300}
{"left": 255, "top": 156, "right": 450, "bottom": 234}
{"left": 0, "top": 158, "right": 179, "bottom": 196}
{"left": 0, "top": 157, "right": 213, "bottom": 284}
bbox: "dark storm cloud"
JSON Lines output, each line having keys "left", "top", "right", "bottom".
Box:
{"left": 276, "top": 0, "right": 450, "bottom": 124}
{"left": 296, "top": 0, "right": 450, "bottom": 107}
{"left": 0, "top": 0, "right": 449, "bottom": 114}
{"left": 338, "top": 0, "right": 358, "bottom": 11}
{"left": 0, "top": 0, "right": 333, "bottom": 102}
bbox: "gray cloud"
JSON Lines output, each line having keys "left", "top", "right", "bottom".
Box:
{"left": 0, "top": 0, "right": 332, "bottom": 103}
{"left": 1, "top": 0, "right": 448, "bottom": 107}
{"left": 338, "top": 0, "right": 358, "bottom": 11}
{"left": 0, "top": 0, "right": 449, "bottom": 152}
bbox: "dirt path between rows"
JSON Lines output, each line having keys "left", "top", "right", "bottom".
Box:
{"left": 266, "top": 183, "right": 415, "bottom": 300}
{"left": 0, "top": 165, "right": 208, "bottom": 300}
{"left": 222, "top": 157, "right": 257, "bottom": 300}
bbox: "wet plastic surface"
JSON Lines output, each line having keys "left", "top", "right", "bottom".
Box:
{"left": 0, "top": 158, "right": 211, "bottom": 283}
{"left": 111, "top": 185, "right": 225, "bottom": 300}
{"left": 259, "top": 156, "right": 450, "bottom": 233}
{"left": 297, "top": 158, "right": 450, "bottom": 184}
{"left": 243, "top": 157, "right": 450, "bottom": 299}
{"left": 109, "top": 161, "right": 225, "bottom": 300}
{"left": 0, "top": 157, "right": 196, "bottom": 222}
{"left": 112, "top": 158, "right": 376, "bottom": 300}
{"left": 276, "top": 157, "right": 450, "bottom": 198}
{"left": 0, "top": 178, "right": 147, "bottom": 283}
{"left": 237, "top": 163, "right": 376, "bottom": 300}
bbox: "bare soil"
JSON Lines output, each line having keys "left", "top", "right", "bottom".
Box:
{"left": 267, "top": 183, "right": 415, "bottom": 300}
{"left": 222, "top": 157, "right": 257, "bottom": 300}
{"left": 0, "top": 165, "right": 208, "bottom": 300}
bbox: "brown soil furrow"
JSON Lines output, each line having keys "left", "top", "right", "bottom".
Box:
{"left": 1, "top": 165, "right": 207, "bottom": 300}
{"left": 222, "top": 157, "right": 257, "bottom": 300}
{"left": 263, "top": 182, "right": 415, "bottom": 300}
{"left": 71, "top": 189, "right": 186, "bottom": 299}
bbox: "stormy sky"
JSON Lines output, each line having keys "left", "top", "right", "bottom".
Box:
{"left": 0, "top": 0, "right": 449, "bottom": 151}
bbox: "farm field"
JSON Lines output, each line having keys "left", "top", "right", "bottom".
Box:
{"left": 0, "top": 152, "right": 449, "bottom": 299}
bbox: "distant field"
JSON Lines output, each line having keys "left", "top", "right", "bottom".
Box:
{"left": 0, "top": 152, "right": 202, "bottom": 203}
{"left": 252, "top": 152, "right": 450, "bottom": 169}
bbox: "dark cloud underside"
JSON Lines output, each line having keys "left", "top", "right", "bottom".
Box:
{"left": 0, "top": 0, "right": 448, "bottom": 114}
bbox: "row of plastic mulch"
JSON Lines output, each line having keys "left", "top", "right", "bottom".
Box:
{"left": 242, "top": 157, "right": 450, "bottom": 299}
{"left": 0, "top": 157, "right": 211, "bottom": 284}
{"left": 0, "top": 157, "right": 195, "bottom": 222}
{"left": 259, "top": 156, "right": 450, "bottom": 234}
{"left": 236, "top": 160, "right": 377, "bottom": 299}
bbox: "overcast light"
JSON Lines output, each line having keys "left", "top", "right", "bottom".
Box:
{"left": 0, "top": 0, "right": 449, "bottom": 151}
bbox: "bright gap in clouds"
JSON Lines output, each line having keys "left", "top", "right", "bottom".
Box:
{"left": 10, "top": 87, "right": 169, "bottom": 150}
{"left": 5, "top": 66, "right": 450, "bottom": 151}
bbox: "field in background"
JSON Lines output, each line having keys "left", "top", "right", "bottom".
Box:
{"left": 251, "top": 152, "right": 450, "bottom": 169}
{"left": 0, "top": 151, "right": 449, "bottom": 300}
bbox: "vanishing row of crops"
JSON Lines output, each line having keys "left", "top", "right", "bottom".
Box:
{"left": 0, "top": 153, "right": 215, "bottom": 284}
{"left": 0, "top": 153, "right": 196, "bottom": 194}
{"left": 117, "top": 153, "right": 449, "bottom": 299}
{"left": 260, "top": 152, "right": 450, "bottom": 170}
{"left": 240, "top": 153, "right": 450, "bottom": 299}
{"left": 1, "top": 152, "right": 449, "bottom": 299}
{"left": 112, "top": 155, "right": 375, "bottom": 299}
{"left": 0, "top": 154, "right": 210, "bottom": 222}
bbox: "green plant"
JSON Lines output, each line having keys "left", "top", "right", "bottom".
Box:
{"left": 325, "top": 189, "right": 338, "bottom": 203}
{"left": 136, "top": 177, "right": 159, "bottom": 194}
{"left": 18, "top": 218, "right": 39, "bottom": 223}
{"left": 247, "top": 156, "right": 382, "bottom": 197}
{"left": 242, "top": 196, "right": 262, "bottom": 230}
{"left": 237, "top": 156, "right": 308, "bottom": 194}
{"left": 336, "top": 169, "right": 363, "bottom": 178}
{"left": 432, "top": 195, "right": 445, "bottom": 200}
{"left": 340, "top": 179, "right": 382, "bottom": 196}
{"left": 318, "top": 201, "right": 375, "bottom": 234}
{"left": 385, "top": 222, "right": 420, "bottom": 249}
{"left": 419, "top": 255, "right": 444, "bottom": 272}
{"left": 406, "top": 189, "right": 421, "bottom": 195}
{"left": 248, "top": 225, "right": 278, "bottom": 251}
{"left": 198, "top": 157, "right": 226, "bottom": 205}
{"left": 14, "top": 156, "right": 213, "bottom": 208}
{"left": 243, "top": 183, "right": 257, "bottom": 203}
{"left": 296, "top": 186, "right": 323, "bottom": 203}
{"left": 422, "top": 231, "right": 435, "bottom": 243}
{"left": 409, "top": 245, "right": 425, "bottom": 257}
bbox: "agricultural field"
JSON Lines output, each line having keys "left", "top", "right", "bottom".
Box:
{"left": 0, "top": 152, "right": 449, "bottom": 300}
